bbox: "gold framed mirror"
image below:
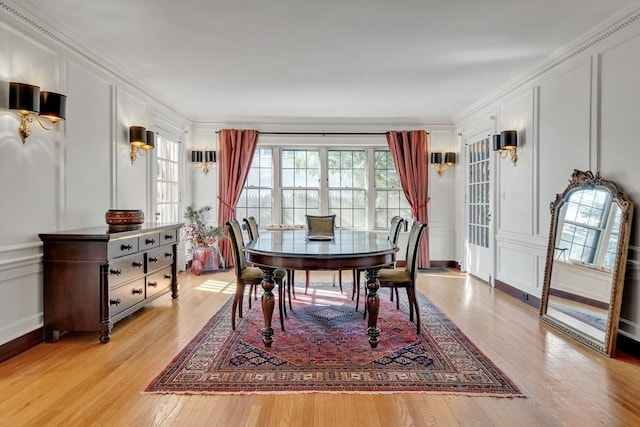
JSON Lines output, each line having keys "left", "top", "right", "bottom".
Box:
{"left": 540, "top": 170, "right": 634, "bottom": 357}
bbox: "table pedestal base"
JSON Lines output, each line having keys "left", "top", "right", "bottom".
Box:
{"left": 365, "top": 268, "right": 381, "bottom": 348}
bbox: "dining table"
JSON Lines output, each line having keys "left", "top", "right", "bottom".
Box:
{"left": 244, "top": 229, "right": 398, "bottom": 348}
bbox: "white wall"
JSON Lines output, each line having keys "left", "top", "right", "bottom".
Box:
{"left": 455, "top": 8, "right": 640, "bottom": 341}
{"left": 0, "top": 7, "right": 188, "bottom": 346}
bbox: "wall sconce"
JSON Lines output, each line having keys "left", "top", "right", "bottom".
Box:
{"left": 493, "top": 130, "right": 518, "bottom": 165}
{"left": 129, "top": 126, "right": 155, "bottom": 164}
{"left": 9, "top": 82, "right": 67, "bottom": 143}
{"left": 191, "top": 150, "right": 216, "bottom": 175}
{"left": 430, "top": 152, "right": 456, "bottom": 177}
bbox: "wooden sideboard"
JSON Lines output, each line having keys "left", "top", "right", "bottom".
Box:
{"left": 39, "top": 222, "right": 182, "bottom": 343}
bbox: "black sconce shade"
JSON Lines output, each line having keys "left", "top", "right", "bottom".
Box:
{"left": 129, "top": 126, "right": 147, "bottom": 147}
{"left": 430, "top": 152, "right": 443, "bottom": 164}
{"left": 9, "top": 82, "right": 40, "bottom": 113}
{"left": 444, "top": 152, "right": 456, "bottom": 165}
{"left": 492, "top": 134, "right": 501, "bottom": 151}
{"left": 500, "top": 130, "right": 517, "bottom": 148}
{"left": 143, "top": 130, "right": 155, "bottom": 150}
{"left": 191, "top": 150, "right": 203, "bottom": 163}
{"left": 204, "top": 150, "right": 216, "bottom": 163}
{"left": 39, "top": 91, "right": 67, "bottom": 122}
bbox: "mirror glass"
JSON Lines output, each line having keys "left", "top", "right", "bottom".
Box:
{"left": 540, "top": 170, "right": 634, "bottom": 356}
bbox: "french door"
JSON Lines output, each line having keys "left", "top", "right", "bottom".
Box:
{"left": 465, "top": 132, "right": 494, "bottom": 284}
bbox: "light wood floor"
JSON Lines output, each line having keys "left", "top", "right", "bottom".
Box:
{"left": 2, "top": 269, "right": 640, "bottom": 427}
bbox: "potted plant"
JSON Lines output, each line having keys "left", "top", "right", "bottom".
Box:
{"left": 183, "top": 205, "right": 225, "bottom": 275}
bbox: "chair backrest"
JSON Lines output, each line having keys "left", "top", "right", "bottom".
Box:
{"left": 243, "top": 216, "right": 259, "bottom": 242}
{"left": 388, "top": 216, "right": 405, "bottom": 246}
{"left": 404, "top": 221, "right": 428, "bottom": 279}
{"left": 225, "top": 220, "right": 248, "bottom": 276}
{"left": 305, "top": 214, "right": 336, "bottom": 237}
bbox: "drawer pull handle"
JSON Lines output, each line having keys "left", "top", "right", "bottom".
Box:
{"left": 146, "top": 238, "right": 156, "bottom": 245}
{"left": 121, "top": 244, "right": 133, "bottom": 251}
{"left": 164, "top": 274, "right": 173, "bottom": 280}
{"left": 164, "top": 234, "right": 173, "bottom": 240}
{"left": 165, "top": 252, "right": 173, "bottom": 258}
{"left": 132, "top": 288, "right": 143, "bottom": 295}
{"left": 149, "top": 257, "right": 158, "bottom": 263}
{"left": 110, "top": 269, "right": 122, "bottom": 276}
{"left": 133, "top": 261, "right": 143, "bottom": 268}
{"left": 148, "top": 281, "right": 158, "bottom": 288}
{"left": 110, "top": 298, "right": 121, "bottom": 306}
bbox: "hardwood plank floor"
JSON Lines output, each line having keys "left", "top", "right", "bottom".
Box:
{"left": 1, "top": 269, "right": 640, "bottom": 426}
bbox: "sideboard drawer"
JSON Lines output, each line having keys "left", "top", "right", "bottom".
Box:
{"left": 160, "top": 229, "right": 178, "bottom": 245}
{"left": 108, "top": 253, "right": 145, "bottom": 287}
{"left": 108, "top": 237, "right": 139, "bottom": 258}
{"left": 109, "top": 279, "right": 145, "bottom": 316}
{"left": 146, "top": 245, "right": 174, "bottom": 272}
{"left": 139, "top": 233, "right": 160, "bottom": 251}
{"left": 146, "top": 267, "right": 173, "bottom": 298}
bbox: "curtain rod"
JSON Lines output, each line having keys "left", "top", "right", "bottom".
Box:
{"left": 214, "top": 131, "right": 428, "bottom": 135}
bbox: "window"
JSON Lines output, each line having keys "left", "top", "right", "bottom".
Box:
{"left": 328, "top": 150, "right": 366, "bottom": 228}
{"left": 238, "top": 145, "right": 409, "bottom": 230}
{"left": 281, "top": 149, "right": 320, "bottom": 224}
{"left": 155, "top": 135, "right": 180, "bottom": 223}
{"left": 236, "top": 148, "right": 273, "bottom": 225}
{"left": 557, "top": 188, "right": 617, "bottom": 270}
{"left": 373, "top": 150, "right": 411, "bottom": 228}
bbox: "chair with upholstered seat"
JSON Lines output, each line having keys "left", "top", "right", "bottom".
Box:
{"left": 243, "top": 216, "right": 294, "bottom": 313}
{"left": 368, "top": 221, "right": 427, "bottom": 334}
{"left": 303, "top": 214, "right": 343, "bottom": 294}
{"left": 354, "top": 215, "right": 405, "bottom": 311}
{"left": 226, "top": 219, "right": 287, "bottom": 331}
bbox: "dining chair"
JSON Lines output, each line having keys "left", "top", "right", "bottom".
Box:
{"left": 303, "top": 214, "right": 343, "bottom": 295}
{"left": 354, "top": 215, "right": 405, "bottom": 311}
{"left": 243, "top": 216, "right": 294, "bottom": 313}
{"left": 226, "top": 219, "right": 287, "bottom": 332}
{"left": 366, "top": 221, "right": 427, "bottom": 334}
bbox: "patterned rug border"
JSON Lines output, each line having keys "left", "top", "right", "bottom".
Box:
{"left": 144, "top": 284, "right": 525, "bottom": 397}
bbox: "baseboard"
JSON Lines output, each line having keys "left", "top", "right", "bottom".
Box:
{"left": 494, "top": 279, "right": 540, "bottom": 309}
{"left": 0, "top": 328, "right": 44, "bottom": 364}
{"left": 617, "top": 334, "right": 640, "bottom": 358}
{"left": 433, "top": 260, "right": 460, "bottom": 269}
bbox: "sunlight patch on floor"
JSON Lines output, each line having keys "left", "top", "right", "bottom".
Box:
{"left": 196, "top": 279, "right": 235, "bottom": 294}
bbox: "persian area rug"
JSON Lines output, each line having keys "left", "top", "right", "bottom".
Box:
{"left": 145, "top": 282, "right": 524, "bottom": 396}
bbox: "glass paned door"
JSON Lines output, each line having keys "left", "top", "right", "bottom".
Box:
{"left": 465, "top": 135, "right": 493, "bottom": 282}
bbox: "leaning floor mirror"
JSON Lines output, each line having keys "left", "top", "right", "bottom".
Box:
{"left": 540, "top": 169, "right": 634, "bottom": 357}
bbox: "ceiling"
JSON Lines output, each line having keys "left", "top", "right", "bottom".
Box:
{"left": 21, "top": 0, "right": 638, "bottom": 125}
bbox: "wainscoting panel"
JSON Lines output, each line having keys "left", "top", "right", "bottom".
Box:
{"left": 0, "top": 243, "right": 43, "bottom": 346}
{"left": 496, "top": 233, "right": 546, "bottom": 296}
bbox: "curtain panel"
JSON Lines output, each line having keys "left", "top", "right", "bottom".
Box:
{"left": 386, "top": 130, "right": 430, "bottom": 269}
{"left": 217, "top": 129, "right": 259, "bottom": 266}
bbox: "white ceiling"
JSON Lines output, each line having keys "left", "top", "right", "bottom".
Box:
{"left": 21, "top": 0, "right": 639, "bottom": 125}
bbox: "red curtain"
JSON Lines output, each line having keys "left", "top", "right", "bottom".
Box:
{"left": 217, "top": 129, "right": 259, "bottom": 266}
{"left": 386, "top": 130, "right": 430, "bottom": 269}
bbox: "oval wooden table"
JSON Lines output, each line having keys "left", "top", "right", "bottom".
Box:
{"left": 245, "top": 229, "right": 397, "bottom": 348}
